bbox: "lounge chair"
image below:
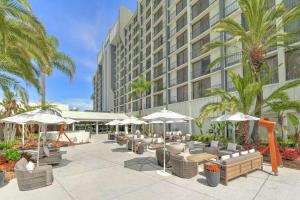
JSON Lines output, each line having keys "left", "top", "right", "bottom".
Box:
{"left": 204, "top": 140, "right": 224, "bottom": 156}
{"left": 170, "top": 154, "right": 198, "bottom": 178}
{"left": 15, "top": 158, "right": 53, "bottom": 191}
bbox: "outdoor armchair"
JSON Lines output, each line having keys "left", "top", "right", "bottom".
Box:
{"left": 156, "top": 148, "right": 171, "bottom": 168}
{"left": 170, "top": 154, "right": 198, "bottom": 178}
{"left": 15, "top": 158, "right": 53, "bottom": 191}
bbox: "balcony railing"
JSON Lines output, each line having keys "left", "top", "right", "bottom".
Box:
{"left": 210, "top": 13, "right": 220, "bottom": 27}
{"left": 169, "top": 78, "right": 177, "bottom": 87}
{"left": 226, "top": 52, "right": 242, "bottom": 67}
{"left": 153, "top": 68, "right": 165, "bottom": 78}
{"left": 169, "top": 61, "right": 177, "bottom": 70}
{"left": 191, "top": 21, "right": 210, "bottom": 39}
{"left": 168, "top": 10, "right": 176, "bottom": 22}
{"left": 153, "top": 85, "right": 165, "bottom": 93}
{"left": 192, "top": 67, "right": 210, "bottom": 79}
{"left": 169, "top": 27, "right": 176, "bottom": 38}
{"left": 169, "top": 44, "right": 177, "bottom": 54}
{"left": 225, "top": 0, "right": 239, "bottom": 17}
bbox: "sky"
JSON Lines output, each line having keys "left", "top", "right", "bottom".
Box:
{"left": 24, "top": 0, "right": 137, "bottom": 110}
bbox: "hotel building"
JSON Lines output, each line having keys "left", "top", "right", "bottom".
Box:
{"left": 93, "top": 0, "right": 300, "bottom": 133}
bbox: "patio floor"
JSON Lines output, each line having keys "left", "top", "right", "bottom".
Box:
{"left": 1, "top": 134, "right": 300, "bottom": 200}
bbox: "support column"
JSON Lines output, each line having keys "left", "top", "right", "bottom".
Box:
{"left": 72, "top": 123, "right": 75, "bottom": 132}
{"left": 96, "top": 121, "right": 99, "bottom": 135}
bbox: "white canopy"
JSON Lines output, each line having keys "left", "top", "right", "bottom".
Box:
{"left": 63, "top": 118, "right": 79, "bottom": 125}
{"left": 142, "top": 108, "right": 193, "bottom": 122}
{"left": 150, "top": 119, "right": 187, "bottom": 124}
{"left": 214, "top": 112, "right": 260, "bottom": 122}
{"left": 120, "top": 116, "right": 147, "bottom": 125}
{"left": 105, "top": 119, "right": 122, "bottom": 126}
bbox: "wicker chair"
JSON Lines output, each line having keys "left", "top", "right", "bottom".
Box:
{"left": 32, "top": 145, "right": 62, "bottom": 165}
{"left": 133, "top": 142, "right": 145, "bottom": 154}
{"left": 156, "top": 148, "right": 171, "bottom": 168}
{"left": 170, "top": 154, "right": 198, "bottom": 179}
{"left": 116, "top": 136, "right": 128, "bottom": 145}
{"left": 15, "top": 158, "right": 53, "bottom": 191}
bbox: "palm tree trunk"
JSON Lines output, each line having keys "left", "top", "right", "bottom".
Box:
{"left": 41, "top": 72, "right": 46, "bottom": 110}
{"left": 239, "top": 121, "right": 250, "bottom": 144}
{"left": 139, "top": 94, "right": 142, "bottom": 116}
{"left": 251, "top": 73, "right": 263, "bottom": 143}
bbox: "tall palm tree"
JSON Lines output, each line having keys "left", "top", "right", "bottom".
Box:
{"left": 36, "top": 36, "right": 76, "bottom": 109}
{"left": 129, "top": 76, "right": 152, "bottom": 116}
{"left": 203, "top": 0, "right": 300, "bottom": 141}
{"left": 0, "top": 0, "right": 47, "bottom": 90}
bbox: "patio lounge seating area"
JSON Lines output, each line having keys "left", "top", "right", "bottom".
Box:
{"left": 1, "top": 134, "right": 299, "bottom": 200}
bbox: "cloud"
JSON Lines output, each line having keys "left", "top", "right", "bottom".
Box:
{"left": 62, "top": 98, "right": 93, "bottom": 111}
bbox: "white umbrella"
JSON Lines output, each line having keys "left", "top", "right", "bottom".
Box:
{"left": 63, "top": 118, "right": 79, "bottom": 125}
{"left": 142, "top": 108, "right": 192, "bottom": 176}
{"left": 120, "top": 117, "right": 147, "bottom": 153}
{"left": 1, "top": 109, "right": 67, "bottom": 166}
{"left": 106, "top": 120, "right": 122, "bottom": 135}
{"left": 214, "top": 112, "right": 260, "bottom": 143}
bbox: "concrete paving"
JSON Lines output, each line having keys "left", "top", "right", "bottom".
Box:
{"left": 0, "top": 134, "right": 299, "bottom": 200}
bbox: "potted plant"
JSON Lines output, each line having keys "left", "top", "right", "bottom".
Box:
{"left": 205, "top": 162, "right": 220, "bottom": 187}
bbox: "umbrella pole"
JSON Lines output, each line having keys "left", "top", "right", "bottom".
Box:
{"left": 22, "top": 124, "right": 25, "bottom": 147}
{"left": 37, "top": 124, "right": 41, "bottom": 167}
{"left": 132, "top": 124, "right": 134, "bottom": 153}
{"left": 163, "top": 121, "right": 166, "bottom": 173}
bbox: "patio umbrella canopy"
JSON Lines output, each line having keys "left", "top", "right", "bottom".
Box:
{"left": 142, "top": 108, "right": 192, "bottom": 176}
{"left": 214, "top": 112, "right": 260, "bottom": 143}
{"left": 105, "top": 120, "right": 122, "bottom": 134}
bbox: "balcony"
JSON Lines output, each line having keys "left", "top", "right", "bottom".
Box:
{"left": 226, "top": 52, "right": 242, "bottom": 67}
{"left": 168, "top": 10, "right": 176, "bottom": 22}
{"left": 153, "top": 68, "right": 165, "bottom": 78}
{"left": 153, "top": 84, "right": 165, "bottom": 93}
{"left": 169, "top": 61, "right": 177, "bottom": 70}
{"left": 191, "top": 21, "right": 210, "bottom": 39}
{"left": 169, "top": 44, "right": 177, "bottom": 54}
{"left": 169, "top": 27, "right": 176, "bottom": 38}
{"left": 225, "top": 0, "right": 239, "bottom": 17}
{"left": 169, "top": 78, "right": 177, "bottom": 87}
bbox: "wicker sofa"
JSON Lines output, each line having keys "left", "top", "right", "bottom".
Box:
{"left": 156, "top": 148, "right": 171, "bottom": 167}
{"left": 170, "top": 154, "right": 198, "bottom": 178}
{"left": 15, "top": 158, "right": 53, "bottom": 191}
{"left": 116, "top": 136, "right": 128, "bottom": 145}
{"left": 218, "top": 151, "right": 263, "bottom": 185}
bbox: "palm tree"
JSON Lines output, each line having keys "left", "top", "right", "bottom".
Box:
{"left": 198, "top": 69, "right": 300, "bottom": 143}
{"left": 36, "top": 36, "right": 76, "bottom": 109}
{"left": 129, "top": 76, "right": 152, "bottom": 116}
{"left": 0, "top": 0, "right": 47, "bottom": 90}
{"left": 203, "top": 0, "right": 300, "bottom": 141}
{"left": 287, "top": 113, "right": 300, "bottom": 144}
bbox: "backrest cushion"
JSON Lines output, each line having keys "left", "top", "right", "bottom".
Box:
{"left": 240, "top": 150, "right": 248, "bottom": 155}
{"left": 249, "top": 149, "right": 255, "bottom": 153}
{"left": 211, "top": 140, "right": 219, "bottom": 148}
{"left": 15, "top": 158, "right": 28, "bottom": 171}
{"left": 43, "top": 145, "right": 50, "bottom": 157}
{"left": 231, "top": 152, "right": 239, "bottom": 158}
{"left": 227, "top": 143, "right": 237, "bottom": 151}
{"left": 26, "top": 161, "right": 35, "bottom": 172}
{"left": 221, "top": 155, "right": 230, "bottom": 161}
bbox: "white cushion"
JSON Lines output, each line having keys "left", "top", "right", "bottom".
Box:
{"left": 249, "top": 149, "right": 255, "bottom": 153}
{"left": 26, "top": 161, "right": 35, "bottom": 172}
{"left": 211, "top": 140, "right": 219, "bottom": 148}
{"left": 221, "top": 155, "right": 230, "bottom": 161}
{"left": 140, "top": 135, "right": 144, "bottom": 139}
{"left": 231, "top": 153, "right": 239, "bottom": 158}
{"left": 241, "top": 151, "right": 248, "bottom": 155}
{"left": 227, "top": 143, "right": 237, "bottom": 151}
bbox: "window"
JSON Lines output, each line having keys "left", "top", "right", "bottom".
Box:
{"left": 177, "top": 85, "right": 188, "bottom": 102}
{"left": 154, "top": 21, "right": 163, "bottom": 36}
{"left": 192, "top": 14, "right": 210, "bottom": 39}
{"left": 146, "top": 8, "right": 151, "bottom": 18}
{"left": 286, "top": 50, "right": 300, "bottom": 80}
{"left": 177, "top": 49, "right": 188, "bottom": 66}
{"left": 176, "top": 0, "right": 187, "bottom": 15}
{"left": 176, "top": 14, "right": 187, "bottom": 32}
{"left": 154, "top": 78, "right": 164, "bottom": 92}
{"left": 146, "top": 97, "right": 151, "bottom": 108}
{"left": 192, "top": 34, "right": 210, "bottom": 58}
{"left": 153, "top": 64, "right": 164, "bottom": 78}
{"left": 154, "top": 49, "right": 163, "bottom": 64}
{"left": 192, "top": 77, "right": 211, "bottom": 99}
{"left": 154, "top": 7, "right": 163, "bottom": 22}
{"left": 192, "top": 0, "right": 209, "bottom": 19}
{"left": 176, "top": 31, "right": 187, "bottom": 49}
{"left": 146, "top": 45, "right": 151, "bottom": 57}
{"left": 261, "top": 55, "right": 279, "bottom": 84}
{"left": 146, "top": 20, "right": 151, "bottom": 32}
{"left": 192, "top": 56, "right": 210, "bottom": 79}
{"left": 177, "top": 67, "right": 188, "bottom": 84}
{"left": 154, "top": 93, "right": 163, "bottom": 107}
{"left": 154, "top": 35, "right": 163, "bottom": 50}
{"left": 146, "top": 33, "right": 151, "bottom": 44}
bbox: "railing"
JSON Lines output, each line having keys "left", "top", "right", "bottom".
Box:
{"left": 225, "top": 0, "right": 239, "bottom": 17}
{"left": 176, "top": 1, "right": 187, "bottom": 16}
{"left": 169, "top": 44, "right": 177, "bottom": 54}
{"left": 192, "top": 67, "right": 210, "bottom": 79}
{"left": 169, "top": 78, "right": 177, "bottom": 87}
{"left": 210, "top": 13, "right": 220, "bottom": 27}
{"left": 285, "top": 0, "right": 300, "bottom": 9}
{"left": 191, "top": 21, "right": 210, "bottom": 39}
{"left": 153, "top": 68, "right": 165, "bottom": 78}
{"left": 226, "top": 52, "right": 242, "bottom": 67}
{"left": 168, "top": 10, "right": 176, "bottom": 22}
{"left": 169, "top": 27, "right": 176, "bottom": 38}
{"left": 153, "top": 85, "right": 165, "bottom": 93}
{"left": 169, "top": 61, "right": 177, "bottom": 70}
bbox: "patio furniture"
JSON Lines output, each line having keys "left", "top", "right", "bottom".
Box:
{"left": 15, "top": 158, "right": 53, "bottom": 191}
{"left": 170, "top": 154, "right": 198, "bottom": 178}
{"left": 127, "top": 138, "right": 141, "bottom": 150}
{"left": 108, "top": 133, "right": 116, "bottom": 140}
{"left": 187, "top": 153, "right": 218, "bottom": 164}
{"left": 166, "top": 142, "right": 185, "bottom": 154}
{"left": 133, "top": 142, "right": 145, "bottom": 154}
{"left": 188, "top": 141, "right": 208, "bottom": 154}
{"left": 149, "top": 143, "right": 164, "bottom": 150}
{"left": 31, "top": 145, "right": 62, "bottom": 165}
{"left": 217, "top": 151, "right": 263, "bottom": 185}
{"left": 156, "top": 148, "right": 171, "bottom": 167}
{"left": 204, "top": 140, "right": 224, "bottom": 156}
{"left": 219, "top": 143, "right": 243, "bottom": 156}
{"left": 116, "top": 136, "right": 128, "bottom": 145}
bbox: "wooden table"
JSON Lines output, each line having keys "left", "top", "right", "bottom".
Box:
{"left": 187, "top": 153, "right": 218, "bottom": 164}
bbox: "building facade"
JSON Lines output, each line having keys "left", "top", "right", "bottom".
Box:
{"left": 95, "top": 0, "right": 300, "bottom": 133}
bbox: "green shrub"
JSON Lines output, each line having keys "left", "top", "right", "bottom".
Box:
{"left": 192, "top": 134, "right": 213, "bottom": 142}
{"left": 0, "top": 140, "right": 17, "bottom": 150}
{"left": 3, "top": 149, "right": 21, "bottom": 162}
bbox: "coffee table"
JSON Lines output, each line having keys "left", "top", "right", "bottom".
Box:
{"left": 187, "top": 153, "right": 218, "bottom": 164}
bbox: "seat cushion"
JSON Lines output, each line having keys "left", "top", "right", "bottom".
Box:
{"left": 211, "top": 140, "right": 219, "bottom": 148}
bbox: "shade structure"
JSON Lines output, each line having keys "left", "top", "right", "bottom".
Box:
{"left": 214, "top": 112, "right": 260, "bottom": 143}
{"left": 142, "top": 108, "right": 193, "bottom": 176}
{"left": 106, "top": 119, "right": 122, "bottom": 135}
{"left": 63, "top": 118, "right": 79, "bottom": 125}
{"left": 1, "top": 109, "right": 68, "bottom": 166}
{"left": 150, "top": 119, "right": 187, "bottom": 124}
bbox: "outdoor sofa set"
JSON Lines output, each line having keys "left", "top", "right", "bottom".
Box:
{"left": 14, "top": 145, "right": 63, "bottom": 191}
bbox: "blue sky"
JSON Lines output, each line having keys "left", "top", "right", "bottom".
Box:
{"left": 24, "top": 0, "right": 137, "bottom": 110}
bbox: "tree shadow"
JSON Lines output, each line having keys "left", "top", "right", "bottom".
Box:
{"left": 103, "top": 141, "right": 116, "bottom": 144}
{"left": 53, "top": 159, "right": 72, "bottom": 168}
{"left": 124, "top": 157, "right": 161, "bottom": 172}
{"left": 111, "top": 147, "right": 129, "bottom": 152}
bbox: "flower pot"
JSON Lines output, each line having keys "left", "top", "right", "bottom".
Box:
{"left": 206, "top": 171, "right": 220, "bottom": 187}
{"left": 0, "top": 171, "right": 4, "bottom": 187}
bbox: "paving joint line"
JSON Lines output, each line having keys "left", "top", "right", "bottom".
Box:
{"left": 252, "top": 174, "right": 270, "bottom": 200}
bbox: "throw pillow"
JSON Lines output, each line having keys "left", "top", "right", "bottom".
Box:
{"left": 231, "top": 153, "right": 239, "bottom": 158}
{"left": 211, "top": 140, "right": 219, "bottom": 148}
{"left": 43, "top": 145, "right": 50, "bottom": 157}
{"left": 227, "top": 143, "right": 237, "bottom": 151}
{"left": 221, "top": 155, "right": 230, "bottom": 160}
{"left": 240, "top": 150, "right": 248, "bottom": 155}
{"left": 26, "top": 161, "right": 35, "bottom": 172}
{"left": 249, "top": 149, "right": 255, "bottom": 153}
